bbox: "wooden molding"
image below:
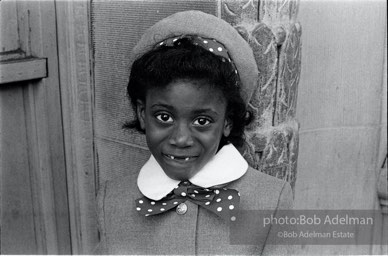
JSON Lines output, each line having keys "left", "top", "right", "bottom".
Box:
{"left": 55, "top": 0, "right": 99, "bottom": 253}
{"left": 0, "top": 58, "right": 47, "bottom": 84}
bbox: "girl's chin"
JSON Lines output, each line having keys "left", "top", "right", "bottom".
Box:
{"left": 160, "top": 155, "right": 203, "bottom": 180}
{"left": 164, "top": 171, "right": 196, "bottom": 181}
{"left": 162, "top": 166, "right": 200, "bottom": 181}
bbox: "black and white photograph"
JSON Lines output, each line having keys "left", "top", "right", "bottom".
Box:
{"left": 0, "top": 0, "right": 386, "bottom": 255}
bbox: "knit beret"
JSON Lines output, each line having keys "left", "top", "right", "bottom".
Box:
{"left": 130, "top": 10, "right": 258, "bottom": 105}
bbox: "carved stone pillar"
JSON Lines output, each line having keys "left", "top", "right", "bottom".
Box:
{"left": 220, "top": 0, "right": 301, "bottom": 190}
{"left": 377, "top": 155, "right": 387, "bottom": 212}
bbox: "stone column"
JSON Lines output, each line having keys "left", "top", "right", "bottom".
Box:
{"left": 220, "top": 0, "right": 301, "bottom": 191}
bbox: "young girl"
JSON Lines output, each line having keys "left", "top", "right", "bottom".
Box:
{"left": 95, "top": 10, "right": 293, "bottom": 255}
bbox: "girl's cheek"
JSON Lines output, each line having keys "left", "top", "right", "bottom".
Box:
{"left": 146, "top": 123, "right": 170, "bottom": 140}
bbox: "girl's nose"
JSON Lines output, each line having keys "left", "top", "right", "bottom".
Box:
{"left": 169, "top": 123, "right": 194, "bottom": 147}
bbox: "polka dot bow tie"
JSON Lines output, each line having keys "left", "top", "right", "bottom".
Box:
{"left": 136, "top": 181, "right": 240, "bottom": 222}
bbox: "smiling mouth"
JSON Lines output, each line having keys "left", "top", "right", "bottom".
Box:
{"left": 163, "top": 154, "right": 198, "bottom": 162}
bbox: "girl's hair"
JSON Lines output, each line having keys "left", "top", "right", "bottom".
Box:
{"left": 124, "top": 37, "right": 252, "bottom": 149}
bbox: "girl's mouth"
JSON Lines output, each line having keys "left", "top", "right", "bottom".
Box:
{"left": 163, "top": 154, "right": 198, "bottom": 162}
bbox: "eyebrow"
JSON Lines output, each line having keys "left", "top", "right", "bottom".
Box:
{"left": 150, "top": 103, "right": 220, "bottom": 116}
{"left": 150, "top": 103, "right": 173, "bottom": 110}
{"left": 192, "top": 109, "right": 219, "bottom": 117}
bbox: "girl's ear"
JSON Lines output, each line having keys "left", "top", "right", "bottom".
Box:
{"left": 223, "top": 118, "right": 232, "bottom": 138}
{"left": 136, "top": 99, "right": 146, "bottom": 130}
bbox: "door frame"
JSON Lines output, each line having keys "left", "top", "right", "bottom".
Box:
{"left": 55, "top": 0, "right": 98, "bottom": 253}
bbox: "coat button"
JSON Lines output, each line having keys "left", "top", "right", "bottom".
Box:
{"left": 176, "top": 203, "right": 187, "bottom": 215}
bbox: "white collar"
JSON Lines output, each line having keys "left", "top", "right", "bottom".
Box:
{"left": 137, "top": 144, "right": 248, "bottom": 200}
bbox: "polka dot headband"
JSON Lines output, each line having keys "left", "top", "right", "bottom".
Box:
{"left": 156, "top": 35, "right": 239, "bottom": 83}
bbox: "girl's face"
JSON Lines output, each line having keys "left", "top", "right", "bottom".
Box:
{"left": 137, "top": 79, "right": 231, "bottom": 181}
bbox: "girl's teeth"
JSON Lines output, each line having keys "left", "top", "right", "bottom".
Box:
{"left": 168, "top": 155, "right": 191, "bottom": 161}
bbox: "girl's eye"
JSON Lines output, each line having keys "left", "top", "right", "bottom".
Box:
{"left": 193, "top": 117, "right": 211, "bottom": 126}
{"left": 155, "top": 113, "right": 173, "bottom": 123}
